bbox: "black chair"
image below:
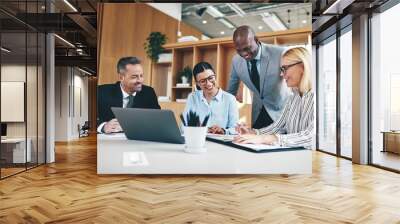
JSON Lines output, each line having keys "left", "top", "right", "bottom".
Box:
{"left": 78, "top": 121, "right": 90, "bottom": 138}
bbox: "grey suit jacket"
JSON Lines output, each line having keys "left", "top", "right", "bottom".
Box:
{"left": 227, "top": 43, "right": 290, "bottom": 125}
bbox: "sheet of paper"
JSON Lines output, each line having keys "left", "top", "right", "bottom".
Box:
{"left": 207, "top": 133, "right": 236, "bottom": 142}
{"left": 232, "top": 142, "right": 287, "bottom": 151}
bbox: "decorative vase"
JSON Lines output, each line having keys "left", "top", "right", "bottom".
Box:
{"left": 181, "top": 76, "right": 188, "bottom": 84}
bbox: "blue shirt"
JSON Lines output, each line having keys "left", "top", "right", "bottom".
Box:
{"left": 183, "top": 89, "right": 239, "bottom": 134}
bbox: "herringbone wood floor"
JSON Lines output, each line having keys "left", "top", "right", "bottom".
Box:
{"left": 1, "top": 135, "right": 400, "bottom": 224}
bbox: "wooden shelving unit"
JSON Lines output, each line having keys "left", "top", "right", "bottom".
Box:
{"left": 150, "top": 27, "right": 312, "bottom": 124}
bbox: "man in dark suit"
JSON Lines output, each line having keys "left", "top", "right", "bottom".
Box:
{"left": 97, "top": 56, "right": 160, "bottom": 133}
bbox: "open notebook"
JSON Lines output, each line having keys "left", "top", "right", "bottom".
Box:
{"left": 206, "top": 134, "right": 306, "bottom": 153}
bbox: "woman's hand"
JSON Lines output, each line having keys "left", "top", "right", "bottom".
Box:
{"left": 208, "top": 125, "right": 225, "bottom": 134}
{"left": 233, "top": 134, "right": 278, "bottom": 145}
{"left": 235, "top": 123, "right": 256, "bottom": 135}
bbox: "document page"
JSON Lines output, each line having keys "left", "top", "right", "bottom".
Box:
{"left": 232, "top": 143, "right": 287, "bottom": 151}
{"left": 206, "top": 133, "right": 236, "bottom": 142}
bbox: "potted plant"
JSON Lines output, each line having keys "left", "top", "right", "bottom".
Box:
{"left": 176, "top": 66, "right": 192, "bottom": 85}
{"left": 144, "top": 32, "right": 167, "bottom": 62}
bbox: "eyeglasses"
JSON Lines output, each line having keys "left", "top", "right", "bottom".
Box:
{"left": 197, "top": 75, "right": 216, "bottom": 85}
{"left": 280, "top": 61, "right": 303, "bottom": 74}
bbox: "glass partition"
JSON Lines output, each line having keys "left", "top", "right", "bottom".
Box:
{"left": 0, "top": 1, "right": 46, "bottom": 179}
{"left": 1, "top": 31, "right": 28, "bottom": 177}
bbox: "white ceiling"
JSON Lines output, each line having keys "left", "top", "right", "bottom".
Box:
{"left": 182, "top": 3, "right": 312, "bottom": 38}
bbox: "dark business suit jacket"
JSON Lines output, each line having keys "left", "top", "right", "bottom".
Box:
{"left": 97, "top": 82, "right": 161, "bottom": 127}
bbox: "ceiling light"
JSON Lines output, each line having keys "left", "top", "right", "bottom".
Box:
{"left": 258, "top": 26, "right": 263, "bottom": 30}
{"left": 261, "top": 12, "right": 287, "bottom": 31}
{"left": 54, "top": 34, "right": 75, "bottom": 48}
{"left": 220, "top": 31, "right": 225, "bottom": 35}
{"left": 76, "top": 48, "right": 83, "bottom": 52}
{"left": 217, "top": 18, "right": 235, "bottom": 29}
{"left": 63, "top": 0, "right": 78, "bottom": 12}
{"left": 202, "top": 20, "right": 207, "bottom": 24}
{"left": 323, "top": 0, "right": 355, "bottom": 14}
{"left": 227, "top": 3, "right": 246, "bottom": 17}
{"left": 1, "top": 47, "right": 11, "bottom": 53}
{"left": 206, "top": 6, "right": 224, "bottom": 18}
{"left": 302, "top": 20, "right": 307, "bottom": 24}
{"left": 41, "top": 5, "right": 45, "bottom": 10}
{"left": 77, "top": 67, "right": 93, "bottom": 76}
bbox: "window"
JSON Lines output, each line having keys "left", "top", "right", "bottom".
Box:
{"left": 317, "top": 37, "right": 337, "bottom": 154}
{"left": 340, "top": 28, "right": 352, "bottom": 158}
{"left": 370, "top": 2, "right": 400, "bottom": 171}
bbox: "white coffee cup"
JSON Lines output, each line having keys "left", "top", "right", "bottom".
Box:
{"left": 183, "top": 126, "right": 207, "bottom": 153}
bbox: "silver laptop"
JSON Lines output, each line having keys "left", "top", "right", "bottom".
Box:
{"left": 111, "top": 107, "right": 185, "bottom": 144}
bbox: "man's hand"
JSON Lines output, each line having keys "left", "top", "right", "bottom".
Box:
{"left": 208, "top": 125, "right": 225, "bottom": 134}
{"left": 103, "top": 119, "right": 122, "bottom": 133}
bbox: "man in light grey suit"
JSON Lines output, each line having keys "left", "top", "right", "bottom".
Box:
{"left": 227, "top": 25, "right": 289, "bottom": 129}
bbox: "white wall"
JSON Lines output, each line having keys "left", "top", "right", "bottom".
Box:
{"left": 147, "top": 3, "right": 182, "bottom": 21}
{"left": 54, "top": 67, "right": 89, "bottom": 141}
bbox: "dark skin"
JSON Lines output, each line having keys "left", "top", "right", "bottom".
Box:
{"left": 233, "top": 26, "right": 260, "bottom": 61}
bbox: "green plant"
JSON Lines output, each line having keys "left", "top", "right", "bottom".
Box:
{"left": 144, "top": 32, "right": 167, "bottom": 62}
{"left": 176, "top": 66, "right": 193, "bottom": 84}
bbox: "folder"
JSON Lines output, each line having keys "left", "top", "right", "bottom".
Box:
{"left": 206, "top": 136, "right": 307, "bottom": 153}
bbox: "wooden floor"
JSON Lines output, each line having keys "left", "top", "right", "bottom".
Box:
{"left": 373, "top": 151, "right": 400, "bottom": 171}
{"left": 1, "top": 135, "right": 400, "bottom": 223}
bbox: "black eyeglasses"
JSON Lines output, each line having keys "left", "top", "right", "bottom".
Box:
{"left": 197, "top": 75, "right": 216, "bottom": 85}
{"left": 280, "top": 61, "right": 303, "bottom": 74}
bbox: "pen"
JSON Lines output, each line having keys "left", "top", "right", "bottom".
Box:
{"left": 180, "top": 114, "right": 186, "bottom": 126}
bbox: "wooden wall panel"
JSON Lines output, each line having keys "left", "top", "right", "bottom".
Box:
{"left": 88, "top": 77, "right": 97, "bottom": 133}
{"left": 97, "top": 3, "right": 202, "bottom": 86}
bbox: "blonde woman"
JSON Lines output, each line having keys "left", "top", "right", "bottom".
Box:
{"left": 234, "top": 47, "right": 314, "bottom": 149}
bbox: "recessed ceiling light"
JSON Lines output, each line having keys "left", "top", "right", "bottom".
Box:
{"left": 54, "top": 34, "right": 75, "bottom": 48}
{"left": 202, "top": 20, "right": 207, "bottom": 24}
{"left": 1, "top": 47, "right": 11, "bottom": 53}
{"left": 258, "top": 26, "right": 263, "bottom": 30}
{"left": 63, "top": 0, "right": 78, "bottom": 12}
{"left": 41, "top": 5, "right": 45, "bottom": 10}
{"left": 220, "top": 31, "right": 225, "bottom": 35}
{"left": 302, "top": 20, "right": 307, "bottom": 24}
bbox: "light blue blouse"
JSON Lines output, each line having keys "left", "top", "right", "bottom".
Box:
{"left": 183, "top": 89, "right": 239, "bottom": 134}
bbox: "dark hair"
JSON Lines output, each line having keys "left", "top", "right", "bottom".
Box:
{"left": 117, "top": 56, "right": 141, "bottom": 73}
{"left": 193, "top": 62, "right": 215, "bottom": 90}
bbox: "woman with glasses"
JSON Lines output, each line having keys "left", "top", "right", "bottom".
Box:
{"left": 234, "top": 47, "right": 314, "bottom": 149}
{"left": 183, "top": 62, "right": 239, "bottom": 134}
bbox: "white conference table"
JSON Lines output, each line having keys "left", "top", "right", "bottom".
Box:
{"left": 97, "top": 133, "right": 312, "bottom": 174}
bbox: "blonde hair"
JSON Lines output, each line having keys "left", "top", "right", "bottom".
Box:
{"left": 282, "top": 47, "right": 312, "bottom": 94}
